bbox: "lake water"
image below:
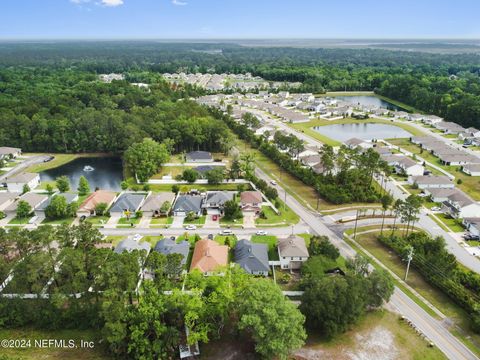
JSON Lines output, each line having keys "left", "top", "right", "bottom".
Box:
{"left": 40, "top": 157, "right": 123, "bottom": 191}
{"left": 333, "top": 95, "right": 403, "bottom": 111}
{"left": 313, "top": 123, "right": 412, "bottom": 142}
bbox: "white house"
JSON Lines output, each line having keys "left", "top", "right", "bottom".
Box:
{"left": 442, "top": 190, "right": 480, "bottom": 219}
{"left": 408, "top": 175, "right": 454, "bottom": 190}
{"left": 396, "top": 157, "right": 424, "bottom": 176}
{"left": 463, "top": 218, "right": 480, "bottom": 237}
{"left": 5, "top": 172, "right": 40, "bottom": 193}
{"left": 462, "top": 164, "right": 480, "bottom": 177}
{"left": 278, "top": 235, "right": 309, "bottom": 270}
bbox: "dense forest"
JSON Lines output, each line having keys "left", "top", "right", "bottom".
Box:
{"left": 0, "top": 67, "right": 234, "bottom": 153}
{"left": 1, "top": 41, "right": 480, "bottom": 153}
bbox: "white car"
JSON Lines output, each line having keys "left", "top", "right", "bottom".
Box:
{"left": 221, "top": 229, "right": 233, "bottom": 235}
{"left": 431, "top": 207, "right": 441, "bottom": 212}
{"left": 256, "top": 230, "right": 268, "bottom": 236}
{"left": 270, "top": 180, "right": 277, "bottom": 186}
{"left": 185, "top": 224, "right": 197, "bottom": 230}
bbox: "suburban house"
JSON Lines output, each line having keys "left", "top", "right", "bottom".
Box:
{"left": 185, "top": 151, "right": 214, "bottom": 163}
{"left": 5, "top": 192, "right": 48, "bottom": 214}
{"left": 77, "top": 190, "right": 117, "bottom": 217}
{"left": 141, "top": 192, "right": 176, "bottom": 217}
{"left": 35, "top": 193, "right": 79, "bottom": 214}
{"left": 240, "top": 191, "right": 263, "bottom": 215}
{"left": 5, "top": 172, "right": 40, "bottom": 193}
{"left": 202, "top": 191, "right": 235, "bottom": 215}
{"left": 438, "top": 153, "right": 480, "bottom": 166}
{"left": 383, "top": 156, "right": 424, "bottom": 176}
{"left": 154, "top": 238, "right": 190, "bottom": 266}
{"left": 172, "top": 195, "right": 203, "bottom": 217}
{"left": 278, "top": 235, "right": 309, "bottom": 270}
{"left": 110, "top": 193, "right": 146, "bottom": 216}
{"left": 424, "top": 188, "right": 457, "bottom": 203}
{"left": 299, "top": 154, "right": 321, "bottom": 167}
{"left": 463, "top": 218, "right": 480, "bottom": 237}
{"left": 234, "top": 239, "right": 270, "bottom": 276}
{"left": 435, "top": 121, "right": 466, "bottom": 134}
{"left": 190, "top": 239, "right": 228, "bottom": 274}
{"left": 0, "top": 147, "right": 21, "bottom": 159}
{"left": 312, "top": 161, "right": 325, "bottom": 175}
{"left": 422, "top": 115, "right": 443, "bottom": 125}
{"left": 442, "top": 190, "right": 480, "bottom": 219}
{"left": 408, "top": 175, "right": 454, "bottom": 190}
{"left": 0, "top": 192, "right": 18, "bottom": 211}
{"left": 462, "top": 164, "right": 480, "bottom": 177}
{"left": 114, "top": 235, "right": 151, "bottom": 254}
{"left": 344, "top": 138, "right": 373, "bottom": 150}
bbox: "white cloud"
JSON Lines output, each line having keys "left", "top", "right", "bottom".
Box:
{"left": 172, "top": 0, "right": 188, "bottom": 5}
{"left": 70, "top": 0, "right": 124, "bottom": 7}
{"left": 100, "top": 0, "right": 124, "bottom": 6}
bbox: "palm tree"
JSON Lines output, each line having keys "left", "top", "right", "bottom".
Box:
{"left": 390, "top": 199, "right": 404, "bottom": 238}
{"left": 380, "top": 194, "right": 393, "bottom": 235}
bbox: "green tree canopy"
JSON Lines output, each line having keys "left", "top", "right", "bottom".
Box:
{"left": 124, "top": 138, "right": 170, "bottom": 183}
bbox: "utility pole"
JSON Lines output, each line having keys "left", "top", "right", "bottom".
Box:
{"left": 405, "top": 246, "right": 414, "bottom": 281}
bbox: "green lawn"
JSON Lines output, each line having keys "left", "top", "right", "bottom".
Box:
{"left": 354, "top": 230, "right": 480, "bottom": 355}
{"left": 8, "top": 216, "right": 33, "bottom": 224}
{"left": 84, "top": 216, "right": 109, "bottom": 226}
{"left": 255, "top": 202, "right": 299, "bottom": 227}
{"left": 146, "top": 183, "right": 242, "bottom": 192}
{"left": 433, "top": 213, "right": 465, "bottom": 233}
{"left": 150, "top": 217, "right": 173, "bottom": 224}
{"left": 41, "top": 217, "right": 74, "bottom": 225}
{"left": 117, "top": 216, "right": 141, "bottom": 225}
{"left": 24, "top": 153, "right": 110, "bottom": 173}
{"left": 251, "top": 235, "right": 279, "bottom": 260}
{"left": 184, "top": 215, "right": 206, "bottom": 225}
{"left": 214, "top": 235, "right": 237, "bottom": 247}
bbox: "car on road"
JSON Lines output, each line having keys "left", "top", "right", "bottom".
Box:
{"left": 43, "top": 156, "right": 54, "bottom": 162}
{"left": 221, "top": 229, "right": 233, "bottom": 235}
{"left": 463, "top": 233, "right": 479, "bottom": 241}
{"left": 256, "top": 230, "right": 268, "bottom": 236}
{"left": 431, "top": 207, "right": 441, "bottom": 211}
{"left": 185, "top": 224, "right": 197, "bottom": 230}
{"left": 270, "top": 180, "right": 277, "bottom": 186}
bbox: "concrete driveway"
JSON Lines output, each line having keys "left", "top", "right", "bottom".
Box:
{"left": 171, "top": 215, "right": 185, "bottom": 228}
{"left": 105, "top": 215, "right": 121, "bottom": 229}
{"left": 204, "top": 214, "right": 220, "bottom": 229}
{"left": 138, "top": 215, "right": 152, "bottom": 228}
{"left": 242, "top": 212, "right": 256, "bottom": 229}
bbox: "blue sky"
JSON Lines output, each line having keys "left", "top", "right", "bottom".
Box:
{"left": 0, "top": 0, "right": 479, "bottom": 39}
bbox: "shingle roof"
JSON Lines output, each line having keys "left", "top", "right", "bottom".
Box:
{"left": 190, "top": 239, "right": 228, "bottom": 273}
{"left": 5, "top": 192, "right": 48, "bottom": 211}
{"left": 141, "top": 192, "right": 175, "bottom": 212}
{"left": 173, "top": 195, "right": 203, "bottom": 213}
{"left": 411, "top": 175, "right": 452, "bottom": 185}
{"left": 114, "top": 236, "right": 151, "bottom": 254}
{"left": 0, "top": 147, "right": 21, "bottom": 155}
{"left": 0, "top": 192, "right": 17, "bottom": 206}
{"left": 110, "top": 193, "right": 145, "bottom": 213}
{"left": 154, "top": 238, "right": 190, "bottom": 265}
{"left": 278, "top": 235, "right": 309, "bottom": 258}
{"left": 204, "top": 191, "right": 234, "bottom": 206}
{"left": 234, "top": 239, "right": 269, "bottom": 274}
{"left": 240, "top": 191, "right": 262, "bottom": 204}
{"left": 79, "top": 190, "right": 116, "bottom": 212}
{"left": 186, "top": 151, "right": 213, "bottom": 161}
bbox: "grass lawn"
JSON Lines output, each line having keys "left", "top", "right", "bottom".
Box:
{"left": 184, "top": 215, "right": 206, "bottom": 225}
{"left": 150, "top": 217, "right": 173, "bottom": 224}
{"left": 0, "top": 328, "right": 109, "bottom": 360}
{"left": 354, "top": 230, "right": 480, "bottom": 355}
{"left": 301, "top": 310, "right": 446, "bottom": 360}
{"left": 151, "top": 165, "right": 188, "bottom": 179}
{"left": 117, "top": 216, "right": 141, "bottom": 225}
{"left": 255, "top": 202, "right": 299, "bottom": 227}
{"left": 388, "top": 138, "right": 480, "bottom": 200}
{"left": 41, "top": 217, "right": 74, "bottom": 225}
{"left": 24, "top": 153, "right": 110, "bottom": 173}
{"left": 433, "top": 213, "right": 465, "bottom": 233}
{"left": 84, "top": 216, "right": 109, "bottom": 226}
{"left": 251, "top": 235, "right": 279, "bottom": 260}
{"left": 403, "top": 184, "right": 423, "bottom": 195}
{"left": 146, "top": 183, "right": 242, "bottom": 192}
{"left": 214, "top": 235, "right": 237, "bottom": 247}
{"left": 8, "top": 216, "right": 33, "bottom": 224}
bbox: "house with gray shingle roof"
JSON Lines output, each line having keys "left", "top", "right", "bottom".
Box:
{"left": 408, "top": 175, "right": 454, "bottom": 190}
{"left": 141, "top": 192, "right": 176, "bottom": 216}
{"left": 114, "top": 235, "right": 151, "bottom": 254}
{"left": 36, "top": 193, "right": 79, "bottom": 213}
{"left": 202, "top": 191, "right": 235, "bottom": 215}
{"left": 110, "top": 193, "right": 146, "bottom": 215}
{"left": 234, "top": 239, "right": 270, "bottom": 276}
{"left": 5, "top": 173, "right": 40, "bottom": 193}
{"left": 172, "top": 195, "right": 203, "bottom": 216}
{"left": 154, "top": 238, "right": 190, "bottom": 266}
{"left": 278, "top": 235, "right": 309, "bottom": 270}
{"left": 186, "top": 151, "right": 213, "bottom": 163}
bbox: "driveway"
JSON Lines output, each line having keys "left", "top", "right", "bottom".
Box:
{"left": 138, "top": 215, "right": 152, "bottom": 228}
{"left": 0, "top": 212, "right": 15, "bottom": 226}
{"left": 171, "top": 215, "right": 185, "bottom": 229}
{"left": 105, "top": 215, "right": 121, "bottom": 229}
{"left": 204, "top": 214, "right": 220, "bottom": 229}
{"left": 242, "top": 212, "right": 256, "bottom": 229}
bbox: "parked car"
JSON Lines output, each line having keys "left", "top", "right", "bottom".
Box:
{"left": 185, "top": 224, "right": 197, "bottom": 230}
{"left": 221, "top": 229, "right": 233, "bottom": 235}
{"left": 256, "top": 230, "right": 268, "bottom": 236}
{"left": 431, "top": 207, "right": 441, "bottom": 211}
{"left": 270, "top": 180, "right": 277, "bottom": 186}
{"left": 464, "top": 234, "right": 479, "bottom": 241}
{"left": 207, "top": 234, "right": 214, "bottom": 240}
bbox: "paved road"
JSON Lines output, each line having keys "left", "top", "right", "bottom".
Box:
{"left": 253, "top": 167, "right": 477, "bottom": 360}
{"left": 0, "top": 155, "right": 50, "bottom": 182}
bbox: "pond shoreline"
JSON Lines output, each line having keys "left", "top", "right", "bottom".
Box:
{"left": 24, "top": 153, "right": 117, "bottom": 173}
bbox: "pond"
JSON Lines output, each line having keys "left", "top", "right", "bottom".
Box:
{"left": 313, "top": 123, "right": 412, "bottom": 142}
{"left": 40, "top": 157, "right": 123, "bottom": 191}
{"left": 332, "top": 95, "right": 403, "bottom": 111}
